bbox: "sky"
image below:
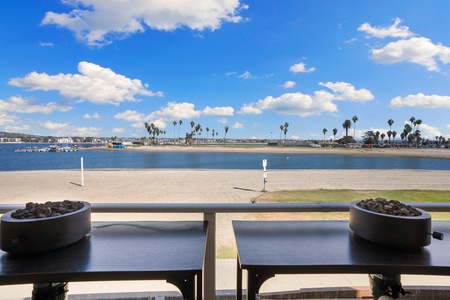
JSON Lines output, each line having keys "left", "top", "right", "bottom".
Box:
{"left": 1, "top": 0, "right": 450, "bottom": 141}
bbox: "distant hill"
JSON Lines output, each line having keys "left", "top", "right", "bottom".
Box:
{"left": 0, "top": 131, "right": 100, "bottom": 143}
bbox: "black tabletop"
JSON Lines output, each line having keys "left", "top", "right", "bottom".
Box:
{"left": 0, "top": 221, "right": 207, "bottom": 285}
{"left": 233, "top": 220, "right": 450, "bottom": 276}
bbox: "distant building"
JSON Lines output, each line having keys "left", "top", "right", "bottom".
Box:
{"left": 0, "top": 137, "right": 22, "bottom": 143}
{"left": 57, "top": 137, "right": 74, "bottom": 144}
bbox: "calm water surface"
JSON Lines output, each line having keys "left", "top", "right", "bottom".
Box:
{"left": 1, "top": 144, "right": 449, "bottom": 171}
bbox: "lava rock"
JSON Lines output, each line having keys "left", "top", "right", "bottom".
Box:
{"left": 356, "top": 198, "right": 421, "bottom": 217}
{"left": 11, "top": 200, "right": 85, "bottom": 219}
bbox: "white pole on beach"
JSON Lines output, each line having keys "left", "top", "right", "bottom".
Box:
{"left": 81, "top": 157, "right": 84, "bottom": 187}
{"left": 262, "top": 159, "right": 267, "bottom": 191}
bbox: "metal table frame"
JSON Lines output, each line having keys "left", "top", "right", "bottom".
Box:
{"left": 0, "top": 221, "right": 208, "bottom": 300}
{"left": 233, "top": 220, "right": 450, "bottom": 300}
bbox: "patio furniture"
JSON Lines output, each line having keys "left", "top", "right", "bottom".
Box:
{"left": 233, "top": 220, "right": 450, "bottom": 300}
{"left": 0, "top": 221, "right": 207, "bottom": 300}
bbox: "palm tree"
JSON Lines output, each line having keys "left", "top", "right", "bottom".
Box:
{"left": 375, "top": 131, "right": 380, "bottom": 145}
{"left": 352, "top": 115, "right": 358, "bottom": 140}
{"left": 144, "top": 122, "right": 150, "bottom": 142}
{"left": 342, "top": 119, "right": 352, "bottom": 144}
{"left": 414, "top": 129, "right": 421, "bottom": 147}
{"left": 283, "top": 122, "right": 289, "bottom": 140}
{"left": 149, "top": 123, "right": 157, "bottom": 144}
{"left": 206, "top": 127, "right": 210, "bottom": 140}
{"left": 381, "top": 133, "right": 386, "bottom": 145}
{"left": 400, "top": 132, "right": 405, "bottom": 144}
{"left": 387, "top": 119, "right": 394, "bottom": 131}
{"left": 392, "top": 131, "right": 397, "bottom": 145}
{"left": 404, "top": 124, "right": 412, "bottom": 146}
{"left": 190, "top": 121, "right": 195, "bottom": 139}
{"left": 195, "top": 124, "right": 201, "bottom": 146}
{"left": 224, "top": 126, "right": 229, "bottom": 146}
{"left": 387, "top": 119, "right": 394, "bottom": 144}
{"left": 212, "top": 129, "right": 215, "bottom": 142}
{"left": 178, "top": 120, "right": 183, "bottom": 141}
{"left": 322, "top": 128, "right": 328, "bottom": 141}
{"left": 172, "top": 120, "right": 177, "bottom": 139}
{"left": 332, "top": 128, "right": 337, "bottom": 141}
{"left": 414, "top": 119, "right": 422, "bottom": 131}
{"left": 279, "top": 125, "right": 284, "bottom": 142}
{"left": 387, "top": 131, "right": 392, "bottom": 145}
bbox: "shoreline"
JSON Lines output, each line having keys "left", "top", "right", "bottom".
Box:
{"left": 3, "top": 142, "right": 450, "bottom": 159}
{"left": 116, "top": 145, "right": 450, "bottom": 160}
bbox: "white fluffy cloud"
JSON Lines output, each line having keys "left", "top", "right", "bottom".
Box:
{"left": 239, "top": 82, "right": 373, "bottom": 117}
{"left": 239, "top": 71, "right": 253, "bottom": 79}
{"left": 371, "top": 37, "right": 450, "bottom": 72}
{"left": 115, "top": 110, "right": 147, "bottom": 122}
{"left": 289, "top": 62, "right": 315, "bottom": 73}
{"left": 202, "top": 106, "right": 234, "bottom": 116}
{"left": 359, "top": 18, "right": 450, "bottom": 72}
{"left": 232, "top": 122, "right": 244, "bottom": 129}
{"left": 418, "top": 123, "right": 443, "bottom": 140}
{"left": 41, "top": 121, "right": 69, "bottom": 130}
{"left": 115, "top": 102, "right": 234, "bottom": 128}
{"left": 8, "top": 62, "right": 162, "bottom": 105}
{"left": 41, "top": 121, "right": 101, "bottom": 136}
{"left": 4, "top": 125, "right": 30, "bottom": 133}
{"left": 282, "top": 81, "right": 296, "bottom": 88}
{"left": 41, "top": 0, "right": 248, "bottom": 46}
{"left": 69, "top": 126, "right": 102, "bottom": 136}
{"left": 84, "top": 113, "right": 101, "bottom": 119}
{"left": 0, "top": 112, "right": 18, "bottom": 125}
{"left": 390, "top": 93, "right": 450, "bottom": 108}
{"left": 112, "top": 128, "right": 125, "bottom": 133}
{"left": 0, "top": 96, "right": 72, "bottom": 114}
{"left": 358, "top": 17, "right": 414, "bottom": 39}
{"left": 218, "top": 118, "right": 228, "bottom": 124}
{"left": 39, "top": 121, "right": 100, "bottom": 136}
{"left": 239, "top": 92, "right": 336, "bottom": 117}
{"left": 150, "top": 102, "right": 202, "bottom": 120}
{"left": 318, "top": 82, "right": 374, "bottom": 101}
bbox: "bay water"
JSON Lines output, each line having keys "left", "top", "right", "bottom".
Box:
{"left": 1, "top": 143, "right": 449, "bottom": 171}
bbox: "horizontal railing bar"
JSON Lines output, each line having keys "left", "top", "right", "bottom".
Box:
{"left": 1, "top": 202, "right": 450, "bottom": 214}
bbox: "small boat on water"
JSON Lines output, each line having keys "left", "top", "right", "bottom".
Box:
{"left": 59, "top": 146, "right": 78, "bottom": 152}
{"left": 48, "top": 145, "right": 59, "bottom": 152}
{"left": 12, "top": 145, "right": 77, "bottom": 152}
{"left": 13, "top": 147, "right": 33, "bottom": 152}
{"left": 48, "top": 145, "right": 78, "bottom": 152}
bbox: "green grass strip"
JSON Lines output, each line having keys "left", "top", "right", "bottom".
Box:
{"left": 255, "top": 189, "right": 450, "bottom": 204}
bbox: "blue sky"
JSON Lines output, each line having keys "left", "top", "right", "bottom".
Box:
{"left": 1, "top": 0, "right": 449, "bottom": 141}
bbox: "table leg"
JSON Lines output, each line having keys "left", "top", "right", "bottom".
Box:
{"left": 168, "top": 274, "right": 196, "bottom": 300}
{"left": 32, "top": 282, "right": 68, "bottom": 300}
{"left": 197, "top": 272, "right": 203, "bottom": 300}
{"left": 247, "top": 271, "right": 275, "bottom": 300}
{"left": 247, "top": 270, "right": 257, "bottom": 300}
{"left": 236, "top": 257, "right": 242, "bottom": 300}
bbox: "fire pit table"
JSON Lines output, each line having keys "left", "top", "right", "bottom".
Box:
{"left": 233, "top": 220, "right": 450, "bottom": 300}
{"left": 0, "top": 221, "right": 207, "bottom": 300}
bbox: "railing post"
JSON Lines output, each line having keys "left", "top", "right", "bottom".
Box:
{"left": 204, "top": 212, "right": 216, "bottom": 299}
